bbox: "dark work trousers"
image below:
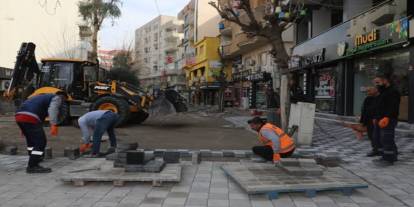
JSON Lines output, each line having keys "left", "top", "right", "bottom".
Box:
{"left": 92, "top": 112, "right": 119, "bottom": 154}
{"left": 17, "top": 122, "right": 47, "bottom": 167}
{"left": 252, "top": 145, "right": 295, "bottom": 161}
{"left": 373, "top": 119, "right": 398, "bottom": 162}
{"left": 367, "top": 122, "right": 383, "bottom": 153}
{"left": 378, "top": 119, "right": 398, "bottom": 162}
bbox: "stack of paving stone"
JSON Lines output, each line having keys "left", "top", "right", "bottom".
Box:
{"left": 107, "top": 142, "right": 139, "bottom": 167}
{"left": 124, "top": 151, "right": 166, "bottom": 173}
{"left": 315, "top": 150, "right": 341, "bottom": 167}
{"left": 293, "top": 147, "right": 341, "bottom": 167}
{"left": 279, "top": 158, "right": 324, "bottom": 176}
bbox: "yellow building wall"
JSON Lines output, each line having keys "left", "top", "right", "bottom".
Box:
{"left": 186, "top": 37, "right": 232, "bottom": 86}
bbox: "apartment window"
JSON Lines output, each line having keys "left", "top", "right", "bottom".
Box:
{"left": 144, "top": 58, "right": 148, "bottom": 63}
{"left": 199, "top": 45, "right": 204, "bottom": 55}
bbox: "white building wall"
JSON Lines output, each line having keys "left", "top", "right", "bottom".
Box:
{"left": 0, "top": 0, "right": 87, "bottom": 68}
{"left": 312, "top": 8, "right": 332, "bottom": 37}
{"left": 343, "top": 0, "right": 373, "bottom": 21}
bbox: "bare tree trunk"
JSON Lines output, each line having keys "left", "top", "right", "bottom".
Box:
{"left": 269, "top": 34, "right": 290, "bottom": 131}
{"left": 218, "top": 87, "right": 225, "bottom": 112}
{"left": 91, "top": 24, "right": 99, "bottom": 62}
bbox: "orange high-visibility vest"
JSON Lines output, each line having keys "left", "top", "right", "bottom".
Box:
{"left": 259, "top": 123, "right": 295, "bottom": 161}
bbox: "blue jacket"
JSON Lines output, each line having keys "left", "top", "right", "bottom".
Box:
{"left": 16, "top": 94, "right": 62, "bottom": 124}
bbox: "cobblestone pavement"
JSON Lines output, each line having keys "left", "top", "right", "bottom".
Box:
{"left": 0, "top": 118, "right": 413, "bottom": 207}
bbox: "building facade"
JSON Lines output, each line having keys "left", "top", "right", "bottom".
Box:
{"left": 134, "top": 16, "right": 185, "bottom": 92}
{"left": 218, "top": 0, "right": 295, "bottom": 109}
{"left": 289, "top": 0, "right": 414, "bottom": 123}
{"left": 178, "top": 0, "right": 221, "bottom": 82}
{"left": 98, "top": 50, "right": 125, "bottom": 70}
{"left": 0, "top": 0, "right": 90, "bottom": 69}
{"left": 186, "top": 37, "right": 232, "bottom": 105}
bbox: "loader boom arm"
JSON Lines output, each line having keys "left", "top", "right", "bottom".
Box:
{"left": 5, "top": 42, "right": 40, "bottom": 100}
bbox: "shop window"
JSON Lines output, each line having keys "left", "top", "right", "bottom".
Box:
{"left": 353, "top": 49, "right": 409, "bottom": 120}
{"left": 315, "top": 68, "right": 336, "bottom": 113}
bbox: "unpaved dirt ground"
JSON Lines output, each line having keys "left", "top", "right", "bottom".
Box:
{"left": 0, "top": 110, "right": 258, "bottom": 157}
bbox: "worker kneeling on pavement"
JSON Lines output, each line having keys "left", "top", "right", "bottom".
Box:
{"left": 15, "top": 92, "right": 67, "bottom": 173}
{"left": 78, "top": 110, "right": 119, "bottom": 157}
{"left": 248, "top": 117, "right": 295, "bottom": 163}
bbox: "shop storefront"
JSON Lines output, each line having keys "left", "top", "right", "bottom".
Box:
{"left": 290, "top": 15, "right": 413, "bottom": 122}
{"left": 231, "top": 70, "right": 271, "bottom": 109}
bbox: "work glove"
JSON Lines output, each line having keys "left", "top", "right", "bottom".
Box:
{"left": 273, "top": 153, "right": 281, "bottom": 163}
{"left": 80, "top": 143, "right": 92, "bottom": 153}
{"left": 379, "top": 117, "right": 390, "bottom": 129}
{"left": 50, "top": 125, "right": 58, "bottom": 136}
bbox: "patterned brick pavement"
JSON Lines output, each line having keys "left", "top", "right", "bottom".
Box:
{"left": 0, "top": 118, "right": 413, "bottom": 207}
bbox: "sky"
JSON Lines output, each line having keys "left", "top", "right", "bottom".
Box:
{"left": 99, "top": 0, "right": 190, "bottom": 50}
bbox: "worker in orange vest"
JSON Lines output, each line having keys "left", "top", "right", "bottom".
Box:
{"left": 248, "top": 117, "right": 295, "bottom": 163}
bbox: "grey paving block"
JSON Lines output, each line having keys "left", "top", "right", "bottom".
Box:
{"left": 223, "top": 150, "right": 235, "bottom": 157}
{"left": 178, "top": 149, "right": 191, "bottom": 157}
{"left": 221, "top": 163, "right": 368, "bottom": 199}
{"left": 154, "top": 149, "right": 166, "bottom": 157}
{"left": 126, "top": 151, "right": 145, "bottom": 165}
{"left": 164, "top": 151, "right": 180, "bottom": 163}
{"left": 144, "top": 160, "right": 166, "bottom": 172}
{"left": 192, "top": 151, "right": 201, "bottom": 165}
{"left": 116, "top": 142, "right": 138, "bottom": 152}
{"left": 106, "top": 153, "right": 117, "bottom": 161}
{"left": 200, "top": 150, "right": 212, "bottom": 158}
{"left": 44, "top": 147, "right": 52, "bottom": 159}
{"left": 5, "top": 146, "right": 17, "bottom": 155}
{"left": 64, "top": 147, "right": 80, "bottom": 160}
{"left": 212, "top": 151, "right": 223, "bottom": 158}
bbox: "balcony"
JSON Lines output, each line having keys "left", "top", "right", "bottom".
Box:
{"left": 164, "top": 31, "right": 180, "bottom": 42}
{"left": 165, "top": 42, "right": 178, "bottom": 53}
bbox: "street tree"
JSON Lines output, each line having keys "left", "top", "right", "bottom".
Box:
{"left": 209, "top": 0, "right": 306, "bottom": 130}
{"left": 109, "top": 48, "right": 139, "bottom": 86}
{"left": 214, "top": 48, "right": 229, "bottom": 112}
{"left": 78, "top": 0, "right": 122, "bottom": 62}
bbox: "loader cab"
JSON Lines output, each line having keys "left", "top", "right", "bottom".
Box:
{"left": 37, "top": 59, "right": 100, "bottom": 100}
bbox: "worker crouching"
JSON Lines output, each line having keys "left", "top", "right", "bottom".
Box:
{"left": 78, "top": 110, "right": 119, "bottom": 157}
{"left": 248, "top": 117, "right": 295, "bottom": 163}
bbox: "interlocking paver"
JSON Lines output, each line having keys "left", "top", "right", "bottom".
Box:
{"left": 1, "top": 118, "right": 414, "bottom": 207}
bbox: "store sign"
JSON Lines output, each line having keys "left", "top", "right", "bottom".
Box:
{"left": 300, "top": 48, "right": 325, "bottom": 67}
{"left": 247, "top": 72, "right": 271, "bottom": 82}
{"left": 209, "top": 60, "right": 222, "bottom": 69}
{"left": 337, "top": 42, "right": 347, "bottom": 57}
{"left": 346, "top": 38, "right": 391, "bottom": 56}
{"left": 354, "top": 30, "right": 379, "bottom": 47}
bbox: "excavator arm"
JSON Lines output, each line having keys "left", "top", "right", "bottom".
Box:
{"left": 4, "top": 42, "right": 40, "bottom": 100}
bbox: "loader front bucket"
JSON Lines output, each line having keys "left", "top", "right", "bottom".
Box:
{"left": 148, "top": 89, "right": 188, "bottom": 117}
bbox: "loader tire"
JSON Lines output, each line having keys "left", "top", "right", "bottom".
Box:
{"left": 130, "top": 110, "right": 149, "bottom": 124}
{"left": 92, "top": 96, "right": 130, "bottom": 126}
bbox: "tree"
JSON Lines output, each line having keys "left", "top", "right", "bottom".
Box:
{"left": 214, "top": 47, "right": 229, "bottom": 112}
{"left": 78, "top": 0, "right": 122, "bottom": 62}
{"left": 209, "top": 0, "right": 306, "bottom": 130}
{"left": 108, "top": 50, "right": 139, "bottom": 86}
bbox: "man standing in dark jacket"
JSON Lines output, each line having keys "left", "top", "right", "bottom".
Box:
{"left": 372, "top": 73, "right": 400, "bottom": 166}
{"left": 15, "top": 92, "right": 67, "bottom": 173}
{"left": 360, "top": 87, "right": 381, "bottom": 157}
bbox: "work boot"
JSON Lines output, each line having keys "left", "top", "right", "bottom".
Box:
{"left": 366, "top": 151, "right": 382, "bottom": 157}
{"left": 105, "top": 147, "right": 116, "bottom": 155}
{"left": 372, "top": 158, "right": 393, "bottom": 167}
{"left": 26, "top": 165, "right": 52, "bottom": 174}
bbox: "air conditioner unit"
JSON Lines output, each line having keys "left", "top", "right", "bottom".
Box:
{"left": 0, "top": 80, "right": 11, "bottom": 91}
